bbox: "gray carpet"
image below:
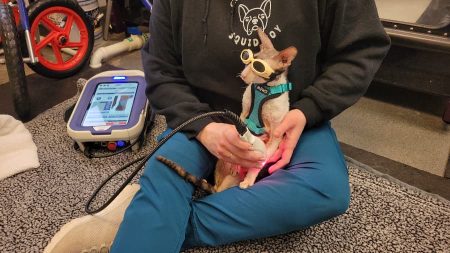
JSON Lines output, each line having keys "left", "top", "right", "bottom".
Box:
{"left": 0, "top": 97, "right": 449, "bottom": 253}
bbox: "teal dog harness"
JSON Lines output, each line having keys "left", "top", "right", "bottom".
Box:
{"left": 245, "top": 82, "right": 292, "bottom": 136}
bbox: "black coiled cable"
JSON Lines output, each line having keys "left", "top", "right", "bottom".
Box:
{"left": 85, "top": 110, "right": 247, "bottom": 214}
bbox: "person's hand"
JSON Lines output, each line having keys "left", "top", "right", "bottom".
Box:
{"left": 267, "top": 109, "right": 307, "bottom": 174}
{"left": 196, "top": 123, "right": 266, "bottom": 168}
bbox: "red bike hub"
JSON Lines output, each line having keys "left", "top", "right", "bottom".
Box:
{"left": 30, "top": 6, "right": 89, "bottom": 72}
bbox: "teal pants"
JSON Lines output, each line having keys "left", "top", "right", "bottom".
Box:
{"left": 111, "top": 122, "right": 350, "bottom": 252}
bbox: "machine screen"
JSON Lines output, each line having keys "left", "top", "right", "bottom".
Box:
{"left": 82, "top": 82, "right": 138, "bottom": 127}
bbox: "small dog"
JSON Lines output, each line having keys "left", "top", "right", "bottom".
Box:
{"left": 219, "top": 29, "right": 297, "bottom": 190}
{"left": 158, "top": 29, "right": 297, "bottom": 193}
{"left": 238, "top": 0, "right": 271, "bottom": 36}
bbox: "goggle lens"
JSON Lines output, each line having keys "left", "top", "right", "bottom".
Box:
{"left": 241, "top": 50, "right": 250, "bottom": 61}
{"left": 252, "top": 61, "right": 266, "bottom": 73}
{"left": 241, "top": 49, "right": 275, "bottom": 79}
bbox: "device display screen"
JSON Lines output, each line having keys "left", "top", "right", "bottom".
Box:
{"left": 82, "top": 82, "right": 138, "bottom": 127}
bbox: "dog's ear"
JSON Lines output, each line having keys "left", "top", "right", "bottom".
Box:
{"left": 257, "top": 28, "right": 274, "bottom": 51}
{"left": 260, "top": 0, "right": 271, "bottom": 19}
{"left": 275, "top": 47, "right": 297, "bottom": 68}
{"left": 238, "top": 4, "right": 249, "bottom": 22}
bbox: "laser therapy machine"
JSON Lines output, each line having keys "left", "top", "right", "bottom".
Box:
{"left": 67, "top": 70, "right": 150, "bottom": 153}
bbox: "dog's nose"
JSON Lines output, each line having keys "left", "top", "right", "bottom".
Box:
{"left": 252, "top": 19, "right": 258, "bottom": 24}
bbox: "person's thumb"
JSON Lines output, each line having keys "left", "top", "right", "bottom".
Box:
{"left": 273, "top": 118, "right": 291, "bottom": 138}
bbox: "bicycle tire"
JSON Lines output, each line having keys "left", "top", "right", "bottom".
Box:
{"left": 0, "top": 3, "right": 30, "bottom": 119}
{"left": 25, "top": 0, "right": 94, "bottom": 78}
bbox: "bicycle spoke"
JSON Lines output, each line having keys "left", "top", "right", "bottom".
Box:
{"left": 51, "top": 42, "right": 64, "bottom": 64}
{"left": 41, "top": 17, "right": 63, "bottom": 32}
{"left": 62, "top": 42, "right": 83, "bottom": 48}
{"left": 63, "top": 15, "right": 74, "bottom": 35}
{"left": 35, "top": 32, "right": 57, "bottom": 52}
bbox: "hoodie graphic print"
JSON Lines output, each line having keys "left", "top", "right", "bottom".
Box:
{"left": 228, "top": 0, "right": 282, "bottom": 48}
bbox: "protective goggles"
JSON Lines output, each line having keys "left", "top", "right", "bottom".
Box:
{"left": 240, "top": 49, "right": 276, "bottom": 80}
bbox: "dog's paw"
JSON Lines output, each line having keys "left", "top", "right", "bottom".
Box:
{"left": 239, "top": 180, "right": 253, "bottom": 189}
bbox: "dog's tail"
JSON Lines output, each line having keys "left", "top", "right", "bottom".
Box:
{"left": 156, "top": 156, "right": 216, "bottom": 194}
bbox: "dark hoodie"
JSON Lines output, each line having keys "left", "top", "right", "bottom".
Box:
{"left": 142, "top": 0, "right": 391, "bottom": 138}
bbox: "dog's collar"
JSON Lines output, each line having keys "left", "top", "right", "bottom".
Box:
{"left": 252, "top": 82, "right": 292, "bottom": 95}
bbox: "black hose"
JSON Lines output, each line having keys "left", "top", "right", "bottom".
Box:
{"left": 85, "top": 110, "right": 247, "bottom": 214}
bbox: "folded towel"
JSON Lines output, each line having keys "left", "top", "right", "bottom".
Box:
{"left": 0, "top": 115, "right": 40, "bottom": 180}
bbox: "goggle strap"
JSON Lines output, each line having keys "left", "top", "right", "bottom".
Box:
{"left": 266, "top": 69, "right": 284, "bottom": 82}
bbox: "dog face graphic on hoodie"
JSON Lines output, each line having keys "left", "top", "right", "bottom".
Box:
{"left": 238, "top": 0, "right": 272, "bottom": 36}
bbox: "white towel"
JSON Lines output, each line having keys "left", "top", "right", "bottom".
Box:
{"left": 0, "top": 115, "right": 40, "bottom": 180}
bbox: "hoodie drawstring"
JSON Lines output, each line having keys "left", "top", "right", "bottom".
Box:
{"left": 202, "top": 0, "right": 210, "bottom": 45}
{"left": 202, "top": 0, "right": 239, "bottom": 45}
{"left": 229, "top": 0, "right": 239, "bottom": 34}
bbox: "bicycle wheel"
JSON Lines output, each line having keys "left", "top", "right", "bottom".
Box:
{"left": 0, "top": 2, "right": 30, "bottom": 119}
{"left": 26, "top": 0, "right": 94, "bottom": 78}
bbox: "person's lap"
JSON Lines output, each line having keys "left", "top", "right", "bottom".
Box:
{"left": 112, "top": 122, "right": 350, "bottom": 252}
{"left": 184, "top": 122, "right": 350, "bottom": 248}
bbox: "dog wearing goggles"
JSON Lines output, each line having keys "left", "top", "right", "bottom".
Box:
{"left": 158, "top": 29, "right": 297, "bottom": 193}
{"left": 235, "top": 28, "right": 297, "bottom": 189}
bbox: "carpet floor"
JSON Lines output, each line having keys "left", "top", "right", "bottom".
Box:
{"left": 0, "top": 97, "right": 449, "bottom": 253}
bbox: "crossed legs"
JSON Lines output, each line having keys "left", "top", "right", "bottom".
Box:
{"left": 111, "top": 122, "right": 350, "bottom": 252}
